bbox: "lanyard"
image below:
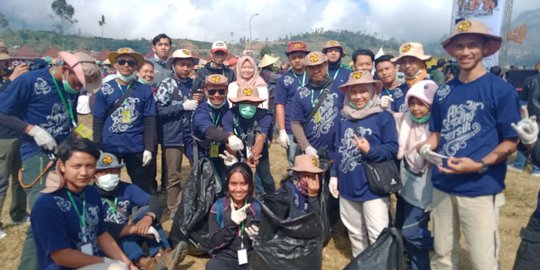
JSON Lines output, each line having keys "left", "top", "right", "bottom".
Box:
{"left": 211, "top": 112, "right": 221, "bottom": 127}
{"left": 292, "top": 70, "right": 306, "bottom": 87}
{"left": 67, "top": 190, "right": 87, "bottom": 242}
{"left": 51, "top": 75, "right": 76, "bottom": 128}
{"left": 332, "top": 69, "right": 340, "bottom": 81}
{"left": 310, "top": 88, "right": 324, "bottom": 107}
{"left": 115, "top": 81, "right": 132, "bottom": 96}
{"left": 105, "top": 197, "right": 118, "bottom": 213}
{"left": 384, "top": 87, "right": 392, "bottom": 96}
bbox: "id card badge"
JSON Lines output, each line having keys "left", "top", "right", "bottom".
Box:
{"left": 314, "top": 111, "right": 321, "bottom": 124}
{"left": 237, "top": 248, "right": 248, "bottom": 265}
{"left": 209, "top": 144, "right": 219, "bottom": 158}
{"left": 81, "top": 243, "right": 93, "bottom": 256}
{"left": 75, "top": 124, "right": 93, "bottom": 139}
{"left": 121, "top": 110, "right": 131, "bottom": 124}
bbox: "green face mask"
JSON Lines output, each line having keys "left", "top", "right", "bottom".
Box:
{"left": 348, "top": 100, "right": 373, "bottom": 110}
{"left": 63, "top": 73, "right": 79, "bottom": 94}
{"left": 410, "top": 113, "right": 430, "bottom": 123}
{"left": 239, "top": 104, "right": 257, "bottom": 119}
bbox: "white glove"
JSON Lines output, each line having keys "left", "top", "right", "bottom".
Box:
{"left": 142, "top": 150, "right": 152, "bottom": 166}
{"left": 219, "top": 150, "right": 238, "bottom": 167}
{"left": 228, "top": 135, "right": 244, "bottom": 151}
{"left": 278, "top": 129, "right": 290, "bottom": 149}
{"left": 329, "top": 177, "right": 339, "bottom": 199}
{"left": 511, "top": 115, "right": 538, "bottom": 145}
{"left": 380, "top": 95, "right": 394, "bottom": 111}
{"left": 182, "top": 99, "right": 198, "bottom": 111}
{"left": 147, "top": 226, "right": 161, "bottom": 243}
{"left": 230, "top": 201, "right": 251, "bottom": 225}
{"left": 419, "top": 144, "right": 448, "bottom": 166}
{"left": 28, "top": 125, "right": 57, "bottom": 152}
{"left": 305, "top": 145, "right": 319, "bottom": 158}
{"left": 245, "top": 224, "right": 259, "bottom": 239}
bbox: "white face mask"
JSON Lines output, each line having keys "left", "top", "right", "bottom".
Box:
{"left": 96, "top": 174, "right": 120, "bottom": 191}
{"left": 116, "top": 71, "right": 136, "bottom": 83}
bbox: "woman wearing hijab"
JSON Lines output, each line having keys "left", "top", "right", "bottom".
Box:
{"left": 227, "top": 56, "right": 269, "bottom": 109}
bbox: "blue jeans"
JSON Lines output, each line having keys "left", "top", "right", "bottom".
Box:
{"left": 513, "top": 150, "right": 540, "bottom": 172}
{"left": 395, "top": 197, "right": 433, "bottom": 270}
{"left": 254, "top": 157, "right": 275, "bottom": 195}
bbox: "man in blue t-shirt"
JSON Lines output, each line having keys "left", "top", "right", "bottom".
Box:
{"left": 322, "top": 40, "right": 351, "bottom": 87}
{"left": 31, "top": 138, "right": 136, "bottom": 270}
{"left": 274, "top": 41, "right": 310, "bottom": 166}
{"left": 93, "top": 48, "right": 157, "bottom": 194}
{"left": 0, "top": 51, "right": 102, "bottom": 270}
{"left": 420, "top": 20, "right": 520, "bottom": 270}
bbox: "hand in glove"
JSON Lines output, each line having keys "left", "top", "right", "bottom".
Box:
{"left": 182, "top": 99, "right": 198, "bottom": 111}
{"left": 142, "top": 150, "right": 152, "bottom": 166}
{"left": 245, "top": 224, "right": 259, "bottom": 239}
{"left": 147, "top": 226, "right": 161, "bottom": 243}
{"left": 380, "top": 95, "right": 394, "bottom": 111}
{"left": 278, "top": 129, "right": 290, "bottom": 149}
{"left": 219, "top": 150, "right": 238, "bottom": 167}
{"left": 230, "top": 201, "right": 251, "bottom": 225}
{"left": 511, "top": 115, "right": 538, "bottom": 146}
{"left": 329, "top": 177, "right": 339, "bottom": 199}
{"left": 227, "top": 135, "right": 244, "bottom": 151}
{"left": 28, "top": 125, "right": 57, "bottom": 152}
{"left": 305, "top": 145, "right": 318, "bottom": 158}
{"left": 419, "top": 144, "right": 448, "bottom": 166}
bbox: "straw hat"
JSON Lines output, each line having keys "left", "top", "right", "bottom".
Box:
{"left": 291, "top": 154, "right": 324, "bottom": 173}
{"left": 339, "top": 71, "right": 383, "bottom": 93}
{"left": 229, "top": 85, "right": 266, "bottom": 104}
{"left": 391, "top": 42, "right": 432, "bottom": 64}
{"left": 305, "top": 51, "right": 328, "bottom": 66}
{"left": 0, "top": 41, "right": 10, "bottom": 61}
{"left": 441, "top": 20, "right": 502, "bottom": 57}
{"left": 258, "top": 54, "right": 279, "bottom": 68}
{"left": 58, "top": 51, "right": 103, "bottom": 91}
{"left": 167, "top": 49, "right": 198, "bottom": 68}
{"left": 108, "top": 47, "right": 145, "bottom": 69}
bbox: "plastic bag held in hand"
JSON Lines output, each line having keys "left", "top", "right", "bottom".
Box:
{"left": 147, "top": 226, "right": 161, "bottom": 243}
{"left": 419, "top": 144, "right": 444, "bottom": 166}
{"left": 28, "top": 126, "right": 57, "bottom": 152}
{"left": 329, "top": 177, "right": 339, "bottom": 199}
{"left": 278, "top": 129, "right": 290, "bottom": 149}
{"left": 230, "top": 201, "right": 251, "bottom": 225}
{"left": 182, "top": 99, "right": 198, "bottom": 111}
{"left": 219, "top": 150, "right": 238, "bottom": 166}
{"left": 142, "top": 150, "right": 152, "bottom": 166}
{"left": 511, "top": 115, "right": 538, "bottom": 145}
{"left": 228, "top": 135, "right": 244, "bottom": 151}
{"left": 380, "top": 95, "right": 394, "bottom": 110}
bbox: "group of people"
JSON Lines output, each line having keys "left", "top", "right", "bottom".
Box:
{"left": 0, "top": 19, "right": 539, "bottom": 270}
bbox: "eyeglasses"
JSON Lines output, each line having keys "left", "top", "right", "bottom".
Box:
{"left": 208, "top": 89, "right": 226, "bottom": 96}
{"left": 117, "top": 59, "right": 137, "bottom": 67}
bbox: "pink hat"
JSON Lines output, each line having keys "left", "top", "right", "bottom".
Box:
{"left": 58, "top": 51, "right": 103, "bottom": 91}
{"left": 405, "top": 80, "right": 438, "bottom": 108}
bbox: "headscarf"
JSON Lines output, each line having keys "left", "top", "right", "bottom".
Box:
{"left": 341, "top": 84, "right": 384, "bottom": 120}
{"left": 235, "top": 56, "right": 267, "bottom": 87}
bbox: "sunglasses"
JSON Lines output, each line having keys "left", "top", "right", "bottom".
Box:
{"left": 117, "top": 59, "right": 137, "bottom": 67}
{"left": 208, "top": 89, "right": 226, "bottom": 96}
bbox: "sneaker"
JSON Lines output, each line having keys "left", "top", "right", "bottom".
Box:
{"left": 156, "top": 241, "right": 188, "bottom": 270}
{"left": 12, "top": 216, "right": 29, "bottom": 225}
{"left": 0, "top": 229, "right": 7, "bottom": 240}
{"left": 507, "top": 165, "right": 523, "bottom": 173}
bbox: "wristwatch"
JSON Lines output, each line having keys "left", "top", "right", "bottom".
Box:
{"left": 477, "top": 159, "right": 488, "bottom": 174}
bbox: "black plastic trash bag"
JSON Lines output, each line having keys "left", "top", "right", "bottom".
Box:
{"left": 343, "top": 227, "right": 405, "bottom": 270}
{"left": 169, "top": 157, "right": 222, "bottom": 255}
{"left": 251, "top": 187, "right": 324, "bottom": 270}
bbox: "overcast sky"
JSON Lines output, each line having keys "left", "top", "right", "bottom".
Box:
{"left": 3, "top": 0, "right": 539, "bottom": 43}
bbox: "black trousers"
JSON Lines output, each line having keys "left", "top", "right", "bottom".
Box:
{"left": 111, "top": 152, "right": 151, "bottom": 193}
{"left": 206, "top": 253, "right": 249, "bottom": 270}
{"left": 514, "top": 215, "right": 540, "bottom": 270}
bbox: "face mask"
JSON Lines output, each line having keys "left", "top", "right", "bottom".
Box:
{"left": 96, "top": 173, "right": 120, "bottom": 191}
{"left": 348, "top": 99, "right": 373, "bottom": 110}
{"left": 62, "top": 73, "right": 79, "bottom": 94}
{"left": 238, "top": 104, "right": 257, "bottom": 119}
{"left": 116, "top": 71, "right": 136, "bottom": 83}
{"left": 206, "top": 98, "right": 225, "bottom": 109}
{"left": 410, "top": 113, "right": 430, "bottom": 123}
{"left": 137, "top": 77, "right": 151, "bottom": 85}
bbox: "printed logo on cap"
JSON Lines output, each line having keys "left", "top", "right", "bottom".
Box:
{"left": 352, "top": 71, "right": 363, "bottom": 79}
{"left": 310, "top": 53, "right": 319, "bottom": 63}
{"left": 401, "top": 43, "right": 412, "bottom": 53}
{"left": 182, "top": 49, "right": 191, "bottom": 56}
{"left": 294, "top": 42, "right": 303, "bottom": 48}
{"left": 118, "top": 48, "right": 131, "bottom": 53}
{"left": 457, "top": 20, "right": 472, "bottom": 32}
{"left": 103, "top": 155, "right": 113, "bottom": 165}
{"left": 215, "top": 42, "right": 225, "bottom": 47}
{"left": 243, "top": 88, "right": 253, "bottom": 96}
{"left": 210, "top": 75, "right": 221, "bottom": 83}
{"left": 311, "top": 157, "right": 319, "bottom": 166}
{"left": 329, "top": 40, "right": 338, "bottom": 46}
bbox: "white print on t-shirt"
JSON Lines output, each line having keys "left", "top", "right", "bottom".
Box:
{"left": 283, "top": 76, "right": 294, "bottom": 87}
{"left": 436, "top": 85, "right": 451, "bottom": 101}
{"left": 441, "top": 100, "right": 484, "bottom": 156}
{"left": 101, "top": 83, "right": 115, "bottom": 96}
{"left": 338, "top": 127, "right": 372, "bottom": 173}
{"left": 41, "top": 103, "right": 70, "bottom": 137}
{"left": 109, "top": 97, "right": 141, "bottom": 133}
{"left": 393, "top": 88, "right": 403, "bottom": 99}
{"left": 311, "top": 93, "right": 338, "bottom": 137}
{"left": 54, "top": 196, "right": 72, "bottom": 212}
{"left": 398, "top": 103, "right": 407, "bottom": 113}
{"left": 103, "top": 200, "right": 130, "bottom": 224}
{"left": 299, "top": 87, "right": 310, "bottom": 98}
{"left": 154, "top": 78, "right": 179, "bottom": 105}
{"left": 34, "top": 77, "right": 52, "bottom": 95}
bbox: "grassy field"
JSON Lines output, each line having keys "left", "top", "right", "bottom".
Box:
{"left": 0, "top": 120, "right": 538, "bottom": 269}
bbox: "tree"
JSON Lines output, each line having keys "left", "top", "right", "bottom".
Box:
{"left": 51, "top": 0, "right": 77, "bottom": 48}
{"left": 0, "top": 13, "right": 8, "bottom": 29}
{"left": 260, "top": 45, "right": 271, "bottom": 58}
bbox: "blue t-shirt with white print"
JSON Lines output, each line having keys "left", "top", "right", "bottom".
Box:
{"left": 331, "top": 111, "right": 398, "bottom": 201}
{"left": 274, "top": 69, "right": 308, "bottom": 134}
{"left": 290, "top": 82, "right": 342, "bottom": 151}
{"left": 93, "top": 80, "right": 157, "bottom": 153}
{"left": 101, "top": 182, "right": 150, "bottom": 226}
{"left": 0, "top": 68, "right": 78, "bottom": 160}
{"left": 329, "top": 67, "right": 351, "bottom": 87}
{"left": 429, "top": 72, "right": 520, "bottom": 197}
{"left": 380, "top": 83, "right": 409, "bottom": 113}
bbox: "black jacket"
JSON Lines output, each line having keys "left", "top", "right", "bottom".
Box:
{"left": 192, "top": 62, "right": 236, "bottom": 92}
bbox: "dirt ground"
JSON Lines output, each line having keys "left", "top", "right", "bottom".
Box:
{"left": 0, "top": 116, "right": 538, "bottom": 269}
